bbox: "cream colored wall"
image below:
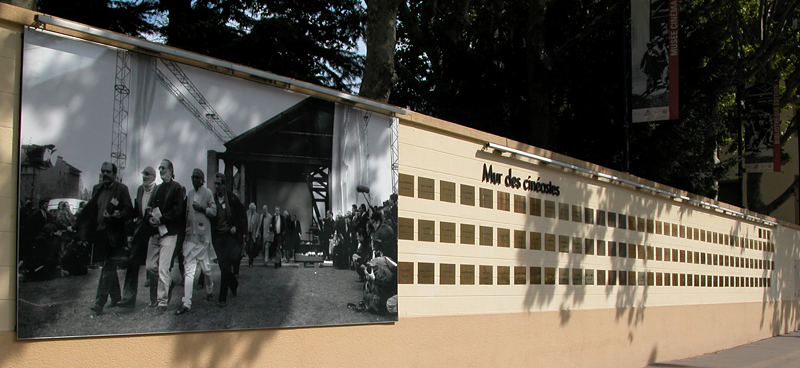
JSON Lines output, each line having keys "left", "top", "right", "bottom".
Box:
{"left": 1, "top": 4, "right": 799, "bottom": 368}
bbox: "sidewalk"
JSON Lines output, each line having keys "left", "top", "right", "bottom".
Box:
{"left": 645, "top": 330, "right": 800, "bottom": 368}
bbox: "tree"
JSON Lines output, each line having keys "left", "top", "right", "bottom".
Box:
{"left": 359, "top": 0, "right": 403, "bottom": 102}
{"left": 38, "top": 0, "right": 158, "bottom": 38}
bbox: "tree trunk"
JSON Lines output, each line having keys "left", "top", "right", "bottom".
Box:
{"left": 746, "top": 172, "right": 800, "bottom": 216}
{"left": 360, "top": 0, "right": 403, "bottom": 103}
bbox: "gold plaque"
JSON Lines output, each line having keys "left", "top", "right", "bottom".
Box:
{"left": 636, "top": 244, "right": 645, "bottom": 260}
{"left": 608, "top": 212, "right": 617, "bottom": 227}
{"left": 609, "top": 241, "right": 617, "bottom": 256}
{"left": 572, "top": 268, "right": 582, "bottom": 285}
{"left": 585, "top": 269, "right": 595, "bottom": 285}
{"left": 531, "top": 267, "right": 543, "bottom": 284}
{"left": 636, "top": 272, "right": 645, "bottom": 286}
{"left": 647, "top": 245, "right": 654, "bottom": 260}
{"left": 628, "top": 216, "right": 636, "bottom": 231}
{"left": 672, "top": 223, "right": 679, "bottom": 237}
{"left": 571, "top": 205, "right": 582, "bottom": 222}
{"left": 597, "top": 210, "right": 606, "bottom": 226}
{"left": 572, "top": 237, "right": 582, "bottom": 254}
{"left": 637, "top": 217, "right": 645, "bottom": 232}
{"left": 544, "top": 200, "right": 556, "bottom": 218}
{"left": 618, "top": 271, "right": 627, "bottom": 285}
{"left": 530, "top": 197, "right": 542, "bottom": 216}
{"left": 479, "top": 265, "right": 494, "bottom": 285}
{"left": 479, "top": 226, "right": 493, "bottom": 246}
{"left": 497, "top": 228, "right": 510, "bottom": 247}
{"left": 559, "top": 235, "right": 570, "bottom": 253}
{"left": 440, "top": 222, "right": 456, "bottom": 243}
{"left": 629, "top": 243, "right": 638, "bottom": 259}
{"left": 514, "top": 266, "right": 527, "bottom": 284}
{"left": 497, "top": 191, "right": 510, "bottom": 211}
{"left": 418, "top": 262, "right": 435, "bottom": 284}
{"left": 460, "top": 264, "right": 475, "bottom": 285}
{"left": 440, "top": 263, "right": 456, "bottom": 285}
{"left": 545, "top": 233, "right": 556, "bottom": 251}
{"left": 497, "top": 266, "right": 510, "bottom": 285}
{"left": 514, "top": 194, "right": 526, "bottom": 214}
{"left": 655, "top": 247, "right": 663, "bottom": 261}
{"left": 597, "top": 270, "right": 606, "bottom": 285}
{"left": 584, "top": 238, "right": 594, "bottom": 255}
{"left": 544, "top": 267, "right": 556, "bottom": 285}
{"left": 559, "top": 203, "right": 570, "bottom": 220}
{"left": 479, "top": 188, "right": 493, "bottom": 209}
{"left": 646, "top": 219, "right": 654, "bottom": 234}
{"left": 597, "top": 240, "right": 606, "bottom": 256}
{"left": 398, "top": 262, "right": 414, "bottom": 284}
{"left": 608, "top": 270, "right": 617, "bottom": 285}
{"left": 398, "top": 173, "right": 414, "bottom": 197}
{"left": 618, "top": 214, "right": 627, "bottom": 229}
{"left": 418, "top": 219, "right": 435, "bottom": 242}
{"left": 584, "top": 207, "right": 594, "bottom": 224}
{"left": 398, "top": 217, "right": 414, "bottom": 240}
{"left": 440, "top": 180, "right": 456, "bottom": 203}
{"left": 559, "top": 268, "right": 570, "bottom": 285}
{"left": 655, "top": 221, "right": 662, "bottom": 235}
{"left": 530, "top": 232, "right": 542, "bottom": 250}
{"left": 618, "top": 242, "right": 627, "bottom": 257}
{"left": 514, "top": 230, "right": 527, "bottom": 249}
{"left": 418, "top": 177, "right": 435, "bottom": 200}
{"left": 460, "top": 184, "right": 475, "bottom": 206}
{"left": 460, "top": 224, "right": 475, "bottom": 245}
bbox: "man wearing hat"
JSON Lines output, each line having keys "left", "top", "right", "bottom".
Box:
{"left": 176, "top": 169, "right": 217, "bottom": 315}
{"left": 118, "top": 166, "right": 158, "bottom": 309}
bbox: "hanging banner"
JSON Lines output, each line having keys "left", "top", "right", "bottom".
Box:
{"left": 631, "top": 0, "right": 679, "bottom": 122}
{"left": 744, "top": 82, "right": 780, "bottom": 172}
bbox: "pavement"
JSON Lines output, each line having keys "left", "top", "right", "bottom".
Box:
{"left": 644, "top": 330, "right": 800, "bottom": 368}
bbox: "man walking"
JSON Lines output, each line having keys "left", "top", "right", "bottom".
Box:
{"left": 211, "top": 173, "right": 246, "bottom": 307}
{"left": 176, "top": 169, "right": 216, "bottom": 315}
{"left": 77, "top": 162, "right": 132, "bottom": 315}
{"left": 146, "top": 159, "right": 185, "bottom": 312}
{"left": 118, "top": 166, "right": 157, "bottom": 309}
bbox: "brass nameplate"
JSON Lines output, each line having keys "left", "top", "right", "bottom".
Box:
{"left": 544, "top": 200, "right": 556, "bottom": 218}
{"left": 480, "top": 226, "right": 493, "bottom": 246}
{"left": 460, "top": 224, "right": 475, "bottom": 245}
{"left": 440, "top": 180, "right": 456, "bottom": 203}
{"left": 514, "top": 266, "right": 527, "bottom": 284}
{"left": 559, "top": 235, "right": 570, "bottom": 253}
{"left": 460, "top": 184, "right": 475, "bottom": 206}
{"left": 418, "top": 177, "right": 435, "bottom": 200}
{"left": 460, "top": 264, "right": 475, "bottom": 285}
{"left": 440, "top": 263, "right": 456, "bottom": 285}
{"left": 497, "top": 228, "right": 510, "bottom": 247}
{"left": 531, "top": 197, "right": 542, "bottom": 216}
{"left": 418, "top": 219, "right": 435, "bottom": 242}
{"left": 545, "top": 233, "right": 556, "bottom": 252}
{"left": 497, "top": 266, "right": 510, "bottom": 285}
{"left": 531, "top": 267, "right": 542, "bottom": 284}
{"left": 544, "top": 267, "right": 556, "bottom": 285}
{"left": 479, "top": 265, "right": 493, "bottom": 285}
{"left": 398, "top": 217, "right": 414, "bottom": 240}
{"left": 440, "top": 222, "right": 456, "bottom": 243}
{"left": 398, "top": 173, "right": 414, "bottom": 197}
{"left": 514, "top": 230, "right": 527, "bottom": 249}
{"left": 514, "top": 194, "right": 526, "bottom": 214}
{"left": 398, "top": 262, "right": 414, "bottom": 284}
{"left": 530, "top": 232, "right": 542, "bottom": 250}
{"left": 418, "top": 262, "right": 435, "bottom": 284}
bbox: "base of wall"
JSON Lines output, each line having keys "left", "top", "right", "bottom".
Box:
{"left": 1, "top": 301, "right": 798, "bottom": 368}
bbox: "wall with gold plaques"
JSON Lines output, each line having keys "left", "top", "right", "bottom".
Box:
{"left": 1, "top": 4, "right": 799, "bottom": 367}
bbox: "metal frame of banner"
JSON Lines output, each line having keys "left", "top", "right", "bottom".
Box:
{"left": 485, "top": 142, "right": 779, "bottom": 227}
{"left": 33, "top": 14, "right": 408, "bottom": 117}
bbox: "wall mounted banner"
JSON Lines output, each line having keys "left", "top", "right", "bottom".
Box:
{"left": 17, "top": 27, "right": 398, "bottom": 339}
{"left": 743, "top": 82, "right": 781, "bottom": 172}
{"left": 630, "top": 0, "right": 679, "bottom": 123}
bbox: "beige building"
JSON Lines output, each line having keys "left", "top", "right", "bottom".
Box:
{"left": 1, "top": 4, "right": 799, "bottom": 367}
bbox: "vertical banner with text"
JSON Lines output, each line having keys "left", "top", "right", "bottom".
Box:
{"left": 744, "top": 82, "right": 781, "bottom": 172}
{"left": 631, "top": 0, "right": 679, "bottom": 123}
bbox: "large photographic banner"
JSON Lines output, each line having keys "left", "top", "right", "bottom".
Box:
{"left": 17, "top": 28, "right": 398, "bottom": 339}
{"left": 630, "top": 0, "right": 679, "bottom": 122}
{"left": 743, "top": 82, "right": 781, "bottom": 172}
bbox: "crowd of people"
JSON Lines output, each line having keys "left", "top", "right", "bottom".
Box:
{"left": 18, "top": 159, "right": 400, "bottom": 317}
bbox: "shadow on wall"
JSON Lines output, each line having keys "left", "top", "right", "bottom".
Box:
{"left": 762, "top": 226, "right": 800, "bottom": 335}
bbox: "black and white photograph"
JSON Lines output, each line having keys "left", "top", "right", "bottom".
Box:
{"left": 16, "top": 28, "right": 399, "bottom": 339}
{"left": 630, "top": 0, "right": 677, "bottom": 123}
{"left": 743, "top": 83, "right": 778, "bottom": 172}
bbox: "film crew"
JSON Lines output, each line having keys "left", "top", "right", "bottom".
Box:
{"left": 117, "top": 166, "right": 157, "bottom": 309}
{"left": 77, "top": 162, "right": 132, "bottom": 315}
{"left": 176, "top": 169, "right": 217, "bottom": 315}
{"left": 370, "top": 210, "right": 397, "bottom": 261}
{"left": 258, "top": 205, "right": 273, "bottom": 266}
{"left": 269, "top": 206, "right": 285, "bottom": 268}
{"left": 211, "top": 173, "right": 246, "bottom": 307}
{"left": 246, "top": 203, "right": 259, "bottom": 267}
{"left": 145, "top": 159, "right": 185, "bottom": 312}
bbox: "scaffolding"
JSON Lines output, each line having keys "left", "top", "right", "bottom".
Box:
{"left": 110, "top": 49, "right": 131, "bottom": 180}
